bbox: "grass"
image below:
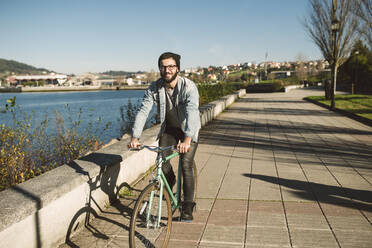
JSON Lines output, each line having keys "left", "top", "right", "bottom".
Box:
{"left": 306, "top": 94, "right": 372, "bottom": 120}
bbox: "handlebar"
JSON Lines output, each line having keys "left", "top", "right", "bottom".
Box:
{"left": 129, "top": 145, "right": 177, "bottom": 153}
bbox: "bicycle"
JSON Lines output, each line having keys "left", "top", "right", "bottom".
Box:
{"left": 128, "top": 145, "right": 197, "bottom": 248}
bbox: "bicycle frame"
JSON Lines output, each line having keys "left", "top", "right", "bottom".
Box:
{"left": 145, "top": 146, "right": 181, "bottom": 228}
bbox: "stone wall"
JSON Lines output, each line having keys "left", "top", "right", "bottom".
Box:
{"left": 0, "top": 89, "right": 246, "bottom": 248}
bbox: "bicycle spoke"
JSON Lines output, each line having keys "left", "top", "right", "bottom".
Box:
{"left": 129, "top": 183, "right": 172, "bottom": 248}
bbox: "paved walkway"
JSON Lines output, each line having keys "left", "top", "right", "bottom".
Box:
{"left": 60, "top": 88, "right": 372, "bottom": 248}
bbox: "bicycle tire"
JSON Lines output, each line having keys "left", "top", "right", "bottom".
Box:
{"left": 129, "top": 182, "right": 172, "bottom": 248}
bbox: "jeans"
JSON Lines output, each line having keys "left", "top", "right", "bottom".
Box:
{"left": 159, "top": 127, "right": 198, "bottom": 202}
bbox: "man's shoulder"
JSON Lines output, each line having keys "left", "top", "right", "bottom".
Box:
{"left": 179, "top": 76, "right": 196, "bottom": 88}
{"left": 148, "top": 79, "right": 163, "bottom": 90}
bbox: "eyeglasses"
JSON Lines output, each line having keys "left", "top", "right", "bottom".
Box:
{"left": 160, "top": 65, "right": 178, "bottom": 71}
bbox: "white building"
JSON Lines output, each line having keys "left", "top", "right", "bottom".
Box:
{"left": 7, "top": 73, "right": 68, "bottom": 86}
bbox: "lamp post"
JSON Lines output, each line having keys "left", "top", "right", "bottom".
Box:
{"left": 352, "top": 51, "right": 359, "bottom": 95}
{"left": 330, "top": 0, "right": 339, "bottom": 109}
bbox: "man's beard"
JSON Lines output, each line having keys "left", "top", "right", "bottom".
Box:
{"left": 161, "top": 71, "right": 178, "bottom": 83}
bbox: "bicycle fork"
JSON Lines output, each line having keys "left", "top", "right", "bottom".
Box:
{"left": 144, "top": 152, "right": 181, "bottom": 228}
{"left": 145, "top": 155, "right": 166, "bottom": 228}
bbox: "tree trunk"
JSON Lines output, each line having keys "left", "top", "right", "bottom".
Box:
{"left": 330, "top": 64, "right": 338, "bottom": 109}
{"left": 325, "top": 80, "right": 331, "bottom": 100}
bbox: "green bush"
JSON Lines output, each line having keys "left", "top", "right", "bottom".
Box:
{"left": 197, "top": 82, "right": 241, "bottom": 106}
{"left": 245, "top": 81, "right": 284, "bottom": 93}
{"left": 0, "top": 98, "right": 111, "bottom": 191}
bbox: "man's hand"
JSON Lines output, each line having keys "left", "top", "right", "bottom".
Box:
{"left": 128, "top": 138, "right": 140, "bottom": 148}
{"left": 177, "top": 136, "right": 192, "bottom": 153}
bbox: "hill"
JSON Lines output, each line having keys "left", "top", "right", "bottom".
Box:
{"left": 0, "top": 58, "right": 52, "bottom": 75}
{"left": 101, "top": 70, "right": 145, "bottom": 77}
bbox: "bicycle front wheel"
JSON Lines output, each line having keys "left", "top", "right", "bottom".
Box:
{"left": 129, "top": 182, "right": 172, "bottom": 248}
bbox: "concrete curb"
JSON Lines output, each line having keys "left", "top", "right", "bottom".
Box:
{"left": 0, "top": 89, "right": 246, "bottom": 248}
{"left": 283, "top": 84, "right": 304, "bottom": 92}
{"left": 304, "top": 97, "right": 372, "bottom": 127}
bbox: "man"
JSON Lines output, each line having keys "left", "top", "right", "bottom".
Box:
{"left": 128, "top": 52, "right": 201, "bottom": 221}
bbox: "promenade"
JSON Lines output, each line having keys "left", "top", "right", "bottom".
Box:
{"left": 60, "top": 88, "right": 372, "bottom": 248}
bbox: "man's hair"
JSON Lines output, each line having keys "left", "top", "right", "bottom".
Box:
{"left": 158, "top": 52, "right": 181, "bottom": 70}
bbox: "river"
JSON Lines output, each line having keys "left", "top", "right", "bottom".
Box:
{"left": 0, "top": 90, "right": 154, "bottom": 144}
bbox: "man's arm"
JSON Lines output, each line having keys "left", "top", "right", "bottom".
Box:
{"left": 129, "top": 82, "right": 156, "bottom": 147}
{"left": 183, "top": 81, "right": 201, "bottom": 141}
{"left": 178, "top": 80, "right": 200, "bottom": 153}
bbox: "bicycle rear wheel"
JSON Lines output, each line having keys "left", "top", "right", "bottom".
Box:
{"left": 129, "top": 182, "right": 172, "bottom": 248}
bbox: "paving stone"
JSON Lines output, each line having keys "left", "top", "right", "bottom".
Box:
{"left": 249, "top": 180, "right": 282, "bottom": 201}
{"left": 57, "top": 89, "right": 372, "bottom": 248}
{"left": 107, "top": 236, "right": 130, "bottom": 248}
{"left": 334, "top": 229, "right": 372, "bottom": 248}
{"left": 245, "top": 226, "right": 290, "bottom": 247}
{"left": 196, "top": 198, "right": 214, "bottom": 211}
{"left": 247, "top": 201, "right": 286, "bottom": 228}
{"left": 166, "top": 240, "right": 199, "bottom": 247}
{"left": 213, "top": 199, "right": 248, "bottom": 212}
{"left": 168, "top": 222, "right": 204, "bottom": 242}
{"left": 200, "top": 241, "right": 243, "bottom": 247}
{"left": 218, "top": 168, "right": 251, "bottom": 200}
{"left": 284, "top": 202, "right": 329, "bottom": 229}
{"left": 208, "top": 209, "right": 246, "bottom": 226}
{"left": 201, "top": 225, "right": 245, "bottom": 244}
{"left": 326, "top": 215, "right": 372, "bottom": 231}
{"left": 290, "top": 228, "right": 339, "bottom": 248}
{"left": 190, "top": 209, "right": 210, "bottom": 224}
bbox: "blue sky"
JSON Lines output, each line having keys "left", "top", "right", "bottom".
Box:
{"left": 0, "top": 0, "right": 322, "bottom": 74}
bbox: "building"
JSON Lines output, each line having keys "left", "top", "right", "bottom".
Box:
{"left": 268, "top": 71, "right": 292, "bottom": 79}
{"left": 7, "top": 74, "right": 68, "bottom": 86}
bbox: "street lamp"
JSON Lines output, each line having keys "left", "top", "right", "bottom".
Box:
{"left": 330, "top": 16, "right": 339, "bottom": 109}
{"left": 353, "top": 51, "right": 359, "bottom": 94}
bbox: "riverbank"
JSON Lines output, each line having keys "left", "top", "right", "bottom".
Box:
{"left": 0, "top": 89, "right": 247, "bottom": 248}
{"left": 0, "top": 85, "right": 148, "bottom": 93}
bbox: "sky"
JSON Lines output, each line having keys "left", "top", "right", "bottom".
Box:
{"left": 0, "top": 0, "right": 323, "bottom": 74}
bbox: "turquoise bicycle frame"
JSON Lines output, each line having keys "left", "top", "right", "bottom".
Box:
{"left": 146, "top": 150, "right": 181, "bottom": 228}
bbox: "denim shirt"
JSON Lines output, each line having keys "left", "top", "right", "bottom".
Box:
{"left": 132, "top": 76, "right": 201, "bottom": 142}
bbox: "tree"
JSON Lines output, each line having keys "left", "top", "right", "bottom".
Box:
{"left": 295, "top": 53, "right": 309, "bottom": 84}
{"left": 352, "top": 0, "right": 372, "bottom": 49}
{"left": 338, "top": 40, "right": 372, "bottom": 93}
{"left": 303, "top": 0, "right": 359, "bottom": 109}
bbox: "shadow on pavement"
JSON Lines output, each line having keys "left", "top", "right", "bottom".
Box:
{"left": 243, "top": 173, "right": 372, "bottom": 213}
{"left": 199, "top": 118, "right": 372, "bottom": 165}
{"left": 64, "top": 153, "right": 141, "bottom": 247}
{"left": 64, "top": 181, "right": 140, "bottom": 247}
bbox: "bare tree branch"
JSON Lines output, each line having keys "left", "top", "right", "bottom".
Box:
{"left": 303, "top": 0, "right": 359, "bottom": 66}
{"left": 302, "top": 0, "right": 360, "bottom": 108}
{"left": 352, "top": 0, "right": 372, "bottom": 48}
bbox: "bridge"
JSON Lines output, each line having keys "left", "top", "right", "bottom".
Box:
{"left": 62, "top": 88, "right": 372, "bottom": 247}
